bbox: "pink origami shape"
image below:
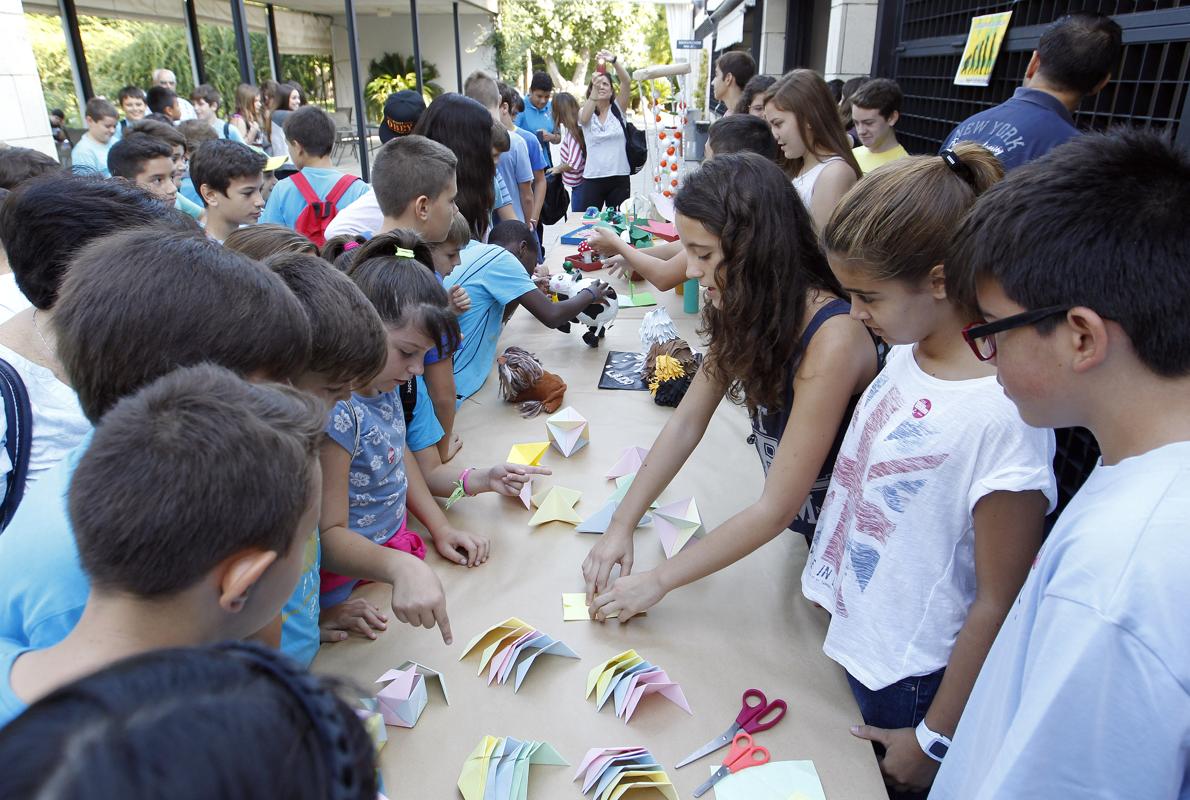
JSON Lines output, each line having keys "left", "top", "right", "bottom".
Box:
{"left": 619, "top": 669, "right": 692, "bottom": 722}
{"left": 375, "top": 667, "right": 428, "bottom": 728}
{"left": 606, "top": 447, "right": 649, "bottom": 480}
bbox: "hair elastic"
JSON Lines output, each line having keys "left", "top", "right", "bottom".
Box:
{"left": 940, "top": 149, "right": 977, "bottom": 188}
{"left": 342, "top": 240, "right": 360, "bottom": 252}
{"left": 393, "top": 247, "right": 415, "bottom": 259}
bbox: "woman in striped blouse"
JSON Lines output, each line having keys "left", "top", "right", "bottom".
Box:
{"left": 550, "top": 93, "right": 587, "bottom": 211}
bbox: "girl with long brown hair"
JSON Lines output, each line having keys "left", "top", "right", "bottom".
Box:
{"left": 549, "top": 92, "right": 586, "bottom": 211}
{"left": 582, "top": 153, "right": 879, "bottom": 621}
{"left": 230, "top": 83, "right": 264, "bottom": 148}
{"left": 764, "top": 69, "right": 861, "bottom": 230}
{"left": 259, "top": 80, "right": 290, "bottom": 158}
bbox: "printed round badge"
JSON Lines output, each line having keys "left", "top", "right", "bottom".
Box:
{"left": 912, "top": 398, "right": 932, "bottom": 418}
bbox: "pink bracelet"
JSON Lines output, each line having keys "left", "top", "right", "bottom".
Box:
{"left": 460, "top": 467, "right": 474, "bottom": 496}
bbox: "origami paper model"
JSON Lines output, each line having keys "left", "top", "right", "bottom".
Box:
{"left": 573, "top": 747, "right": 677, "bottom": 800}
{"left": 507, "top": 441, "right": 549, "bottom": 466}
{"left": 587, "top": 650, "right": 692, "bottom": 723}
{"left": 528, "top": 485, "right": 583, "bottom": 527}
{"left": 653, "top": 496, "right": 703, "bottom": 558}
{"left": 394, "top": 660, "right": 450, "bottom": 705}
{"left": 606, "top": 446, "right": 649, "bottom": 480}
{"left": 619, "top": 292, "right": 657, "bottom": 309}
{"left": 710, "top": 760, "right": 827, "bottom": 800}
{"left": 574, "top": 497, "right": 652, "bottom": 534}
{"left": 546, "top": 406, "right": 589, "bottom": 457}
{"left": 374, "top": 666, "right": 428, "bottom": 728}
{"left": 518, "top": 477, "right": 534, "bottom": 510}
{"left": 458, "top": 736, "right": 568, "bottom": 800}
{"left": 460, "top": 617, "right": 579, "bottom": 691}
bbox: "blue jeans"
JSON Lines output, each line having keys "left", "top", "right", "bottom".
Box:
{"left": 847, "top": 668, "right": 944, "bottom": 800}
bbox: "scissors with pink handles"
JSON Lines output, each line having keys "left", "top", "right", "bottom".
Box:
{"left": 676, "top": 688, "right": 787, "bottom": 769}
{"left": 692, "top": 731, "right": 770, "bottom": 797}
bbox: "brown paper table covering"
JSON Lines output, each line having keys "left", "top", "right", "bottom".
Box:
{"left": 312, "top": 258, "right": 886, "bottom": 799}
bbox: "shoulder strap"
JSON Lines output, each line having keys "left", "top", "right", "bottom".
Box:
{"left": 799, "top": 299, "right": 852, "bottom": 350}
{"left": 289, "top": 172, "right": 320, "bottom": 205}
{"left": 324, "top": 174, "right": 360, "bottom": 206}
{"left": 608, "top": 101, "right": 627, "bottom": 130}
{"left": 0, "top": 358, "right": 33, "bottom": 532}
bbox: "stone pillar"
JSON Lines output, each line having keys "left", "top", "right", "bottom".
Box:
{"left": 0, "top": 0, "right": 56, "bottom": 157}
{"left": 823, "top": 0, "right": 877, "bottom": 80}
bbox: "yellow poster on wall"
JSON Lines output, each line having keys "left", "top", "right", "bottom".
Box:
{"left": 954, "top": 11, "right": 1013, "bottom": 87}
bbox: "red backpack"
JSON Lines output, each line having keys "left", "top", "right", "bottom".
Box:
{"left": 291, "top": 172, "right": 359, "bottom": 248}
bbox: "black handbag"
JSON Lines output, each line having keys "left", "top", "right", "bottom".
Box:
{"left": 541, "top": 173, "right": 570, "bottom": 225}
{"left": 609, "top": 102, "right": 648, "bottom": 175}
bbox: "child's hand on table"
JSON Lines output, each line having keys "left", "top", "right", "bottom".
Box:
{"left": 485, "top": 463, "right": 552, "bottom": 496}
{"left": 582, "top": 522, "right": 635, "bottom": 603}
{"left": 318, "top": 597, "right": 388, "bottom": 642}
{"left": 588, "top": 226, "right": 623, "bottom": 257}
{"left": 432, "top": 526, "right": 490, "bottom": 568}
{"left": 590, "top": 569, "right": 665, "bottom": 623}
{"left": 389, "top": 554, "right": 453, "bottom": 644}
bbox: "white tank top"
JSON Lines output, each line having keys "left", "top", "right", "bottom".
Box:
{"left": 793, "top": 156, "right": 844, "bottom": 209}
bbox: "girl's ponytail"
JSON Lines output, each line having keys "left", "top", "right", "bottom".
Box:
{"left": 822, "top": 144, "right": 1005, "bottom": 286}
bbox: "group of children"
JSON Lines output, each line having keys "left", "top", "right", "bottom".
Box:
{"left": 0, "top": 30, "right": 1184, "bottom": 798}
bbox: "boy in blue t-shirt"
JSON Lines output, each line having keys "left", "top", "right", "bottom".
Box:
{"left": 515, "top": 71, "right": 558, "bottom": 168}
{"left": 0, "top": 227, "right": 312, "bottom": 652}
{"left": 498, "top": 83, "right": 547, "bottom": 230}
{"left": 267, "top": 252, "right": 391, "bottom": 661}
{"left": 0, "top": 365, "right": 324, "bottom": 728}
{"left": 261, "top": 106, "right": 370, "bottom": 232}
{"left": 70, "top": 98, "right": 118, "bottom": 177}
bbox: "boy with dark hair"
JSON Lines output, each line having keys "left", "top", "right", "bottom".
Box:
{"left": 114, "top": 85, "right": 147, "bottom": 140}
{"left": 0, "top": 227, "right": 312, "bottom": 651}
{"left": 176, "top": 120, "right": 217, "bottom": 208}
{"left": 498, "top": 81, "right": 548, "bottom": 238}
{"left": 190, "top": 83, "right": 244, "bottom": 142}
{"left": 260, "top": 106, "right": 368, "bottom": 241}
{"left": 145, "top": 85, "right": 181, "bottom": 122}
{"left": 931, "top": 129, "right": 1190, "bottom": 797}
{"left": 190, "top": 139, "right": 267, "bottom": 241}
{"left": 133, "top": 118, "right": 203, "bottom": 220}
{"left": 849, "top": 78, "right": 908, "bottom": 174}
{"left": 517, "top": 71, "right": 558, "bottom": 164}
{"left": 71, "top": 98, "right": 118, "bottom": 177}
{"left": 941, "top": 12, "right": 1122, "bottom": 169}
{"left": 705, "top": 113, "right": 778, "bottom": 161}
{"left": 712, "top": 51, "right": 757, "bottom": 116}
{"left": 265, "top": 251, "right": 390, "bottom": 659}
{"left": 106, "top": 134, "right": 177, "bottom": 209}
{"left": 0, "top": 364, "right": 326, "bottom": 727}
{"left": 0, "top": 148, "right": 58, "bottom": 191}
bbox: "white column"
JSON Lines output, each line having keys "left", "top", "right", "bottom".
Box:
{"left": 0, "top": 0, "right": 56, "bottom": 157}
{"left": 823, "top": 0, "right": 877, "bottom": 80}
{"left": 758, "top": 0, "right": 787, "bottom": 75}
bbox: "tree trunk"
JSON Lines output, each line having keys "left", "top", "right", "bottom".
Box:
{"left": 570, "top": 48, "right": 591, "bottom": 91}
{"left": 546, "top": 57, "right": 566, "bottom": 92}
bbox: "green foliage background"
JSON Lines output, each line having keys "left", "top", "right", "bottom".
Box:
{"left": 28, "top": 12, "right": 333, "bottom": 126}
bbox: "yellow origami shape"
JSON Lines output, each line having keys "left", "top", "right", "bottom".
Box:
{"left": 528, "top": 486, "right": 583, "bottom": 527}
{"left": 546, "top": 406, "right": 590, "bottom": 457}
{"left": 586, "top": 649, "right": 641, "bottom": 699}
{"left": 508, "top": 441, "right": 550, "bottom": 466}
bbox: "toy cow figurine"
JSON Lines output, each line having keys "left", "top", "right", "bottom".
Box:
{"left": 548, "top": 271, "right": 619, "bottom": 347}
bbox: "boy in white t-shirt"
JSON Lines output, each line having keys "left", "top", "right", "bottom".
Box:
{"left": 930, "top": 130, "right": 1190, "bottom": 799}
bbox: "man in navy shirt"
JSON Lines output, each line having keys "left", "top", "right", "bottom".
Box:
{"left": 941, "top": 12, "right": 1121, "bottom": 170}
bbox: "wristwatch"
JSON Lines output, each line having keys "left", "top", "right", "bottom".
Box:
{"left": 915, "top": 720, "right": 952, "bottom": 762}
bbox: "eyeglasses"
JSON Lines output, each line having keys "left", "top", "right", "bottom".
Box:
{"left": 961, "top": 305, "right": 1070, "bottom": 361}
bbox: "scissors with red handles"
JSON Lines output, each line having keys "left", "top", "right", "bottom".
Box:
{"left": 675, "top": 688, "right": 787, "bottom": 769}
{"left": 692, "top": 731, "right": 770, "bottom": 797}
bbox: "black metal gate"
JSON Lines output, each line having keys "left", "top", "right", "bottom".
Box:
{"left": 871, "top": 0, "right": 1190, "bottom": 154}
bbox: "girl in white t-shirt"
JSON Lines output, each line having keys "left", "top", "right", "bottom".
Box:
{"left": 803, "top": 143, "right": 1056, "bottom": 797}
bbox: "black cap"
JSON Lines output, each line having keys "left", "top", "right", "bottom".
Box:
{"left": 378, "top": 90, "right": 426, "bottom": 143}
